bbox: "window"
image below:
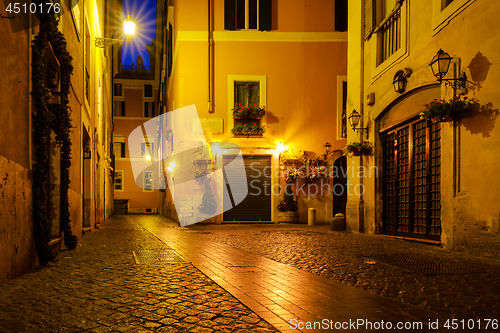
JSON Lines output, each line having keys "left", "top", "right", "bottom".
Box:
{"left": 337, "top": 77, "right": 347, "bottom": 139}
{"left": 368, "top": 0, "right": 407, "bottom": 76}
{"left": 167, "top": 23, "right": 173, "bottom": 77}
{"left": 114, "top": 101, "right": 125, "bottom": 116}
{"left": 432, "top": 0, "right": 473, "bottom": 34}
{"left": 144, "top": 84, "right": 153, "bottom": 97}
{"left": 335, "top": 0, "right": 348, "bottom": 32}
{"left": 84, "top": 19, "right": 91, "bottom": 103}
{"left": 377, "top": 0, "right": 402, "bottom": 64}
{"left": 235, "top": 82, "right": 260, "bottom": 106}
{"left": 114, "top": 142, "right": 125, "bottom": 158}
{"left": 228, "top": 75, "right": 267, "bottom": 138}
{"left": 114, "top": 171, "right": 123, "bottom": 191}
{"left": 114, "top": 84, "right": 122, "bottom": 96}
{"left": 143, "top": 171, "right": 154, "bottom": 191}
{"left": 141, "top": 142, "right": 154, "bottom": 158}
{"left": 224, "top": 0, "right": 272, "bottom": 31}
{"left": 144, "top": 102, "right": 154, "bottom": 117}
{"left": 441, "top": 0, "right": 454, "bottom": 10}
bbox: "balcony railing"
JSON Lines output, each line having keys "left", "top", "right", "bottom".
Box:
{"left": 121, "top": 64, "right": 151, "bottom": 70}
{"left": 381, "top": 7, "right": 401, "bottom": 63}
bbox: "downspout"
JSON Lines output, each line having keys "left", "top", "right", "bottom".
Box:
{"left": 358, "top": 0, "right": 365, "bottom": 233}
{"left": 208, "top": 0, "right": 214, "bottom": 113}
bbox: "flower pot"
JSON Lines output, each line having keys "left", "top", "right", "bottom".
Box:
{"left": 278, "top": 211, "right": 299, "bottom": 223}
{"left": 352, "top": 150, "right": 362, "bottom": 156}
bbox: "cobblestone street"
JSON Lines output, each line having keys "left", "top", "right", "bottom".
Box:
{"left": 0, "top": 216, "right": 277, "bottom": 333}
{"left": 191, "top": 223, "right": 500, "bottom": 320}
{"left": 1, "top": 215, "right": 499, "bottom": 333}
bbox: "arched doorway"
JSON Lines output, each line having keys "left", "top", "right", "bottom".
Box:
{"left": 378, "top": 85, "right": 442, "bottom": 241}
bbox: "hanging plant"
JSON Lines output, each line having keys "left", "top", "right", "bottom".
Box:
{"left": 419, "top": 96, "right": 478, "bottom": 122}
{"left": 345, "top": 141, "right": 373, "bottom": 156}
{"left": 31, "top": 10, "right": 77, "bottom": 265}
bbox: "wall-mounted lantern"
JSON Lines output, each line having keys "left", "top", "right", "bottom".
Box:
{"left": 323, "top": 142, "right": 331, "bottom": 159}
{"left": 348, "top": 110, "right": 369, "bottom": 137}
{"left": 393, "top": 68, "right": 412, "bottom": 94}
{"left": 430, "top": 49, "right": 467, "bottom": 91}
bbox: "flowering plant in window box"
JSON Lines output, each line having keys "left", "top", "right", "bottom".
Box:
{"left": 345, "top": 141, "right": 373, "bottom": 156}
{"left": 231, "top": 123, "right": 267, "bottom": 136}
{"left": 307, "top": 166, "right": 327, "bottom": 183}
{"left": 419, "top": 96, "right": 478, "bottom": 122}
{"left": 284, "top": 167, "right": 303, "bottom": 183}
{"left": 232, "top": 103, "right": 266, "bottom": 118}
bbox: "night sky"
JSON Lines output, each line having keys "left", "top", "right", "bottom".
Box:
{"left": 121, "top": 0, "right": 157, "bottom": 66}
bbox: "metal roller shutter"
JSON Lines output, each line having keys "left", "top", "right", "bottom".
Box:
{"left": 223, "top": 155, "right": 271, "bottom": 222}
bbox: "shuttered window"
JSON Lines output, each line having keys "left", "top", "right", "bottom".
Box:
{"left": 335, "top": 0, "right": 348, "bottom": 32}
{"left": 223, "top": 155, "right": 272, "bottom": 222}
{"left": 224, "top": 0, "right": 272, "bottom": 31}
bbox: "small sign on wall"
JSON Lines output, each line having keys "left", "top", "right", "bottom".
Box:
{"left": 192, "top": 118, "right": 224, "bottom": 134}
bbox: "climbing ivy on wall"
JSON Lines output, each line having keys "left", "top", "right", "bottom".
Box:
{"left": 31, "top": 9, "right": 77, "bottom": 265}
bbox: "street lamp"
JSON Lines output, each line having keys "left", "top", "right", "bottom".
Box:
{"left": 95, "top": 15, "right": 136, "bottom": 48}
{"left": 429, "top": 49, "right": 467, "bottom": 91}
{"left": 323, "top": 142, "right": 331, "bottom": 159}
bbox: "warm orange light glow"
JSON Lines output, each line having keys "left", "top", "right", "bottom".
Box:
{"left": 123, "top": 15, "right": 136, "bottom": 40}
{"left": 276, "top": 142, "right": 287, "bottom": 153}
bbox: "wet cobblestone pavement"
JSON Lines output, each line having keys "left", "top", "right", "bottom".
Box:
{"left": 188, "top": 223, "right": 500, "bottom": 321}
{"left": 0, "top": 216, "right": 277, "bottom": 333}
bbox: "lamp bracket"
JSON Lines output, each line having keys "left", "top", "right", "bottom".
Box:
{"left": 95, "top": 37, "right": 124, "bottom": 48}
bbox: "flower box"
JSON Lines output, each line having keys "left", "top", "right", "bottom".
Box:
{"left": 346, "top": 142, "right": 373, "bottom": 156}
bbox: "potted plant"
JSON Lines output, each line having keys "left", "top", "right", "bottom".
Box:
{"left": 231, "top": 123, "right": 267, "bottom": 137}
{"left": 307, "top": 166, "right": 327, "bottom": 183}
{"left": 277, "top": 183, "right": 299, "bottom": 223}
{"left": 345, "top": 141, "right": 373, "bottom": 156}
{"left": 232, "top": 103, "right": 266, "bottom": 118}
{"left": 419, "top": 96, "right": 477, "bottom": 122}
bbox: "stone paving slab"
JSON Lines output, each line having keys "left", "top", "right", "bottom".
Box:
{"left": 185, "top": 222, "right": 500, "bottom": 321}
{"left": 0, "top": 215, "right": 277, "bottom": 333}
{"left": 132, "top": 215, "right": 499, "bottom": 333}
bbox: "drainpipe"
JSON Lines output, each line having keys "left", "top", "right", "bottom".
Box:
{"left": 208, "top": 0, "right": 214, "bottom": 114}
{"left": 358, "top": 1, "right": 365, "bottom": 233}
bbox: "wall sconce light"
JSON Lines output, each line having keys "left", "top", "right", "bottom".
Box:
{"left": 276, "top": 142, "right": 286, "bottom": 154}
{"left": 348, "top": 110, "right": 369, "bottom": 137}
{"left": 323, "top": 142, "right": 331, "bottom": 159}
{"left": 95, "top": 15, "right": 136, "bottom": 48}
{"left": 393, "top": 68, "right": 412, "bottom": 94}
{"left": 430, "top": 49, "right": 467, "bottom": 90}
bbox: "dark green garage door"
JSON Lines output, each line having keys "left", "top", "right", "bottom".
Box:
{"left": 223, "top": 155, "right": 272, "bottom": 222}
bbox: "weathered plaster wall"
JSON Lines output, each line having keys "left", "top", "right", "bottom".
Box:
{"left": 0, "top": 158, "right": 36, "bottom": 286}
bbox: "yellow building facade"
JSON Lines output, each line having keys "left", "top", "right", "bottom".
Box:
{"left": 347, "top": 0, "right": 500, "bottom": 249}
{"left": 0, "top": 0, "right": 114, "bottom": 284}
{"left": 162, "top": 0, "right": 348, "bottom": 224}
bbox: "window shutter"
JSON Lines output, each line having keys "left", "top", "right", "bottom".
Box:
{"left": 364, "top": 0, "right": 376, "bottom": 39}
{"left": 258, "top": 0, "right": 272, "bottom": 31}
{"left": 224, "top": 0, "right": 236, "bottom": 30}
{"left": 167, "top": 23, "right": 173, "bottom": 77}
{"left": 120, "top": 143, "right": 125, "bottom": 158}
{"left": 335, "top": 0, "right": 348, "bottom": 32}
